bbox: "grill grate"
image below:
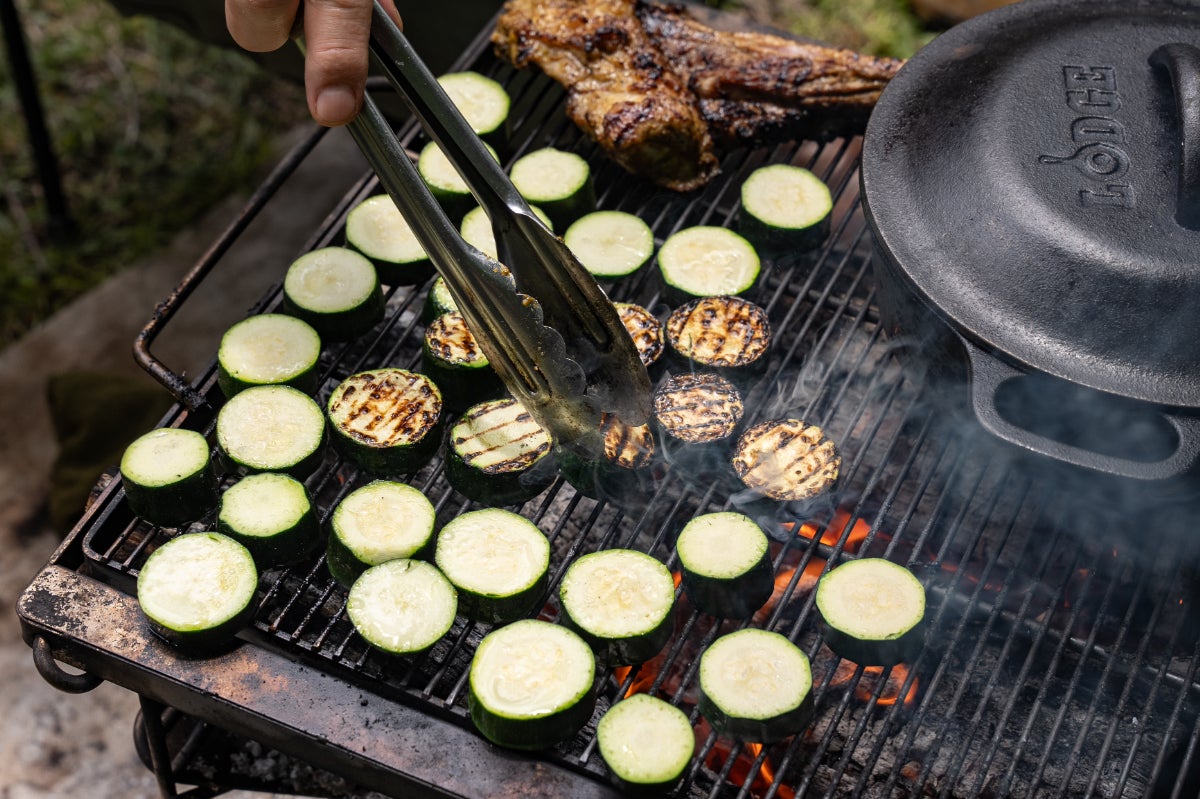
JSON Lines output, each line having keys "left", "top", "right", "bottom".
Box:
{"left": 75, "top": 17, "right": 1200, "bottom": 799}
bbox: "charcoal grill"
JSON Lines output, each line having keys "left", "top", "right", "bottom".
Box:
{"left": 17, "top": 9, "right": 1200, "bottom": 799}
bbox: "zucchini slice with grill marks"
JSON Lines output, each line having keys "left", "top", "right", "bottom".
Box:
{"left": 597, "top": 694, "right": 695, "bottom": 794}
{"left": 282, "top": 247, "right": 385, "bottom": 342}
{"left": 121, "top": 427, "right": 218, "bottom": 528}
{"left": 657, "top": 226, "right": 760, "bottom": 300}
{"left": 509, "top": 147, "right": 597, "bottom": 230}
{"left": 558, "top": 413, "right": 658, "bottom": 506}
{"left": 564, "top": 210, "right": 655, "bottom": 279}
{"left": 653, "top": 372, "right": 744, "bottom": 484}
{"left": 697, "top": 628, "right": 814, "bottom": 743}
{"left": 731, "top": 418, "right": 841, "bottom": 502}
{"left": 666, "top": 296, "right": 771, "bottom": 375}
{"left": 445, "top": 397, "right": 554, "bottom": 505}
{"left": 438, "top": 70, "right": 511, "bottom": 150}
{"left": 345, "top": 194, "right": 434, "bottom": 286}
{"left": 326, "top": 480, "right": 437, "bottom": 587}
{"left": 217, "top": 473, "right": 319, "bottom": 568}
{"left": 677, "top": 511, "right": 774, "bottom": 619}
{"left": 615, "top": 302, "right": 665, "bottom": 370}
{"left": 468, "top": 619, "right": 597, "bottom": 750}
{"left": 739, "top": 164, "right": 832, "bottom": 254}
{"left": 434, "top": 508, "right": 550, "bottom": 625}
{"left": 815, "top": 558, "right": 927, "bottom": 667}
{"left": 559, "top": 549, "right": 676, "bottom": 666}
{"left": 421, "top": 311, "right": 501, "bottom": 411}
{"left": 217, "top": 314, "right": 322, "bottom": 398}
{"left": 137, "top": 531, "right": 258, "bottom": 652}
{"left": 326, "top": 368, "right": 444, "bottom": 475}
{"left": 216, "top": 385, "right": 327, "bottom": 480}
{"left": 347, "top": 559, "right": 457, "bottom": 657}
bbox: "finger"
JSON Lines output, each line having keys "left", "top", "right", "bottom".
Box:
{"left": 225, "top": 0, "right": 301, "bottom": 53}
{"left": 303, "top": 0, "right": 375, "bottom": 126}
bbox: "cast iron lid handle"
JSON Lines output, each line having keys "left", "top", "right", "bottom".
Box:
{"left": 1149, "top": 43, "right": 1200, "bottom": 229}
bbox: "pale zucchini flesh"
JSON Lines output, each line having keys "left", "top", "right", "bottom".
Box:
{"left": 446, "top": 397, "right": 554, "bottom": 505}
{"left": 657, "top": 226, "right": 760, "bottom": 298}
{"left": 217, "top": 472, "right": 318, "bottom": 567}
{"left": 327, "top": 480, "right": 436, "bottom": 586}
{"left": 677, "top": 511, "right": 774, "bottom": 619}
{"left": 217, "top": 314, "right": 321, "bottom": 397}
{"left": 121, "top": 428, "right": 219, "bottom": 528}
{"left": 508, "top": 147, "right": 595, "bottom": 229}
{"left": 345, "top": 194, "right": 433, "bottom": 285}
{"left": 597, "top": 694, "right": 695, "bottom": 791}
{"left": 282, "top": 247, "right": 384, "bottom": 341}
{"left": 815, "top": 558, "right": 926, "bottom": 666}
{"left": 564, "top": 211, "right": 655, "bottom": 278}
{"left": 460, "top": 204, "right": 553, "bottom": 260}
{"left": 698, "top": 628, "right": 813, "bottom": 743}
{"left": 347, "top": 559, "right": 457, "bottom": 656}
{"left": 437, "top": 71, "right": 510, "bottom": 139}
{"left": 215, "top": 385, "right": 326, "bottom": 478}
{"left": 739, "top": 164, "right": 832, "bottom": 252}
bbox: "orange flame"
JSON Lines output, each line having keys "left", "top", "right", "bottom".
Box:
{"left": 782, "top": 509, "right": 873, "bottom": 554}
{"left": 702, "top": 729, "right": 795, "bottom": 799}
{"left": 828, "top": 660, "right": 919, "bottom": 707}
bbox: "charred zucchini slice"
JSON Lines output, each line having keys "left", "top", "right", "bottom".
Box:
{"left": 615, "top": 302, "right": 665, "bottom": 369}
{"left": 564, "top": 210, "right": 655, "bottom": 279}
{"left": 217, "top": 473, "right": 319, "bottom": 568}
{"left": 815, "top": 558, "right": 926, "bottom": 667}
{"left": 434, "top": 508, "right": 550, "bottom": 625}
{"left": 558, "top": 413, "right": 658, "bottom": 506}
{"left": 739, "top": 164, "right": 832, "bottom": 254}
{"left": 326, "top": 369, "right": 443, "bottom": 475}
{"left": 347, "top": 559, "right": 457, "bottom": 657}
{"left": 445, "top": 397, "right": 554, "bottom": 505}
{"left": 559, "top": 549, "right": 676, "bottom": 666}
{"left": 468, "top": 619, "right": 597, "bottom": 750}
{"left": 698, "top": 628, "right": 813, "bottom": 743}
{"left": 216, "top": 314, "right": 322, "bottom": 398}
{"left": 731, "top": 418, "right": 841, "bottom": 502}
{"left": 677, "top": 512, "right": 774, "bottom": 619}
{"left": 120, "top": 428, "right": 218, "bottom": 528}
{"left": 652, "top": 373, "right": 745, "bottom": 445}
{"left": 216, "top": 385, "right": 327, "bottom": 480}
{"left": 137, "top": 531, "right": 258, "bottom": 652}
{"left": 345, "top": 194, "right": 434, "bottom": 286}
{"left": 326, "top": 480, "right": 437, "bottom": 587}
{"left": 509, "top": 147, "right": 596, "bottom": 230}
{"left": 421, "top": 311, "right": 501, "bottom": 411}
{"left": 597, "top": 694, "right": 695, "bottom": 794}
{"left": 657, "top": 226, "right": 760, "bottom": 299}
{"left": 438, "top": 70, "right": 510, "bottom": 150}
{"left": 282, "top": 247, "right": 384, "bottom": 342}
{"left": 666, "top": 296, "right": 771, "bottom": 373}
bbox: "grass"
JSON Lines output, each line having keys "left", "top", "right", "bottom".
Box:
{"left": 724, "top": 0, "right": 934, "bottom": 57}
{"left": 1, "top": 0, "right": 306, "bottom": 346}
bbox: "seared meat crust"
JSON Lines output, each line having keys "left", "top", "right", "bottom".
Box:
{"left": 493, "top": 0, "right": 904, "bottom": 187}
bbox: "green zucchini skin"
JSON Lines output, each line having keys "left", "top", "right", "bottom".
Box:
{"left": 281, "top": 247, "right": 386, "bottom": 342}
{"left": 677, "top": 512, "right": 774, "bottom": 619}
{"left": 815, "top": 558, "right": 927, "bottom": 667}
{"left": 738, "top": 164, "right": 832, "bottom": 255}
{"left": 216, "top": 473, "right": 320, "bottom": 568}
{"left": 420, "top": 312, "right": 503, "bottom": 412}
{"left": 698, "top": 687, "right": 814, "bottom": 745}
{"left": 596, "top": 694, "right": 695, "bottom": 794}
{"left": 121, "top": 428, "right": 219, "bottom": 528}
{"left": 445, "top": 397, "right": 555, "bottom": 505}
{"left": 136, "top": 531, "right": 259, "bottom": 653}
{"left": 326, "top": 369, "right": 444, "bottom": 476}
{"left": 468, "top": 620, "right": 597, "bottom": 750}
{"left": 216, "top": 314, "right": 322, "bottom": 398}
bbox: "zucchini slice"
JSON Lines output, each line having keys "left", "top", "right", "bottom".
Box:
{"left": 460, "top": 204, "right": 553, "bottom": 261}
{"left": 421, "top": 311, "right": 501, "bottom": 411}
{"left": 216, "top": 385, "right": 327, "bottom": 480}
{"left": 326, "top": 480, "right": 437, "bottom": 587}
{"left": 120, "top": 427, "right": 218, "bottom": 528}
{"left": 438, "top": 70, "right": 511, "bottom": 150}
{"left": 421, "top": 268, "right": 518, "bottom": 323}
{"left": 564, "top": 211, "right": 655, "bottom": 279}
{"left": 697, "top": 628, "right": 813, "bottom": 743}
{"left": 666, "top": 296, "right": 771, "bottom": 373}
{"left": 216, "top": 314, "right": 322, "bottom": 398}
{"left": 434, "top": 508, "right": 550, "bottom": 625}
{"left": 657, "top": 226, "right": 760, "bottom": 300}
{"left": 326, "top": 368, "right": 444, "bottom": 475}
{"left": 509, "top": 147, "right": 596, "bottom": 230}
{"left": 418, "top": 140, "right": 500, "bottom": 219}
{"left": 282, "top": 247, "right": 385, "bottom": 342}
{"left": 468, "top": 619, "right": 597, "bottom": 750}
{"left": 558, "top": 413, "right": 658, "bottom": 506}
{"left": 815, "top": 558, "right": 926, "bottom": 667}
{"left": 731, "top": 418, "right": 841, "bottom": 502}
{"left": 739, "top": 164, "right": 832, "bottom": 254}
{"left": 217, "top": 473, "right": 319, "bottom": 568}
{"left": 137, "top": 531, "right": 258, "bottom": 652}
{"left": 615, "top": 302, "right": 665, "bottom": 369}
{"left": 677, "top": 512, "right": 774, "bottom": 619}
{"left": 446, "top": 397, "right": 554, "bottom": 505}
{"left": 597, "top": 694, "right": 695, "bottom": 794}
{"left": 344, "top": 194, "right": 434, "bottom": 286}
{"left": 347, "top": 559, "right": 457, "bottom": 657}
{"left": 559, "top": 549, "right": 676, "bottom": 666}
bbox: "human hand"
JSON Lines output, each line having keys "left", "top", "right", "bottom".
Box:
{"left": 225, "top": 0, "right": 403, "bottom": 127}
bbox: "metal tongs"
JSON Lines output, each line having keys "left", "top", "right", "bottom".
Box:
{"left": 341, "top": 2, "right": 651, "bottom": 453}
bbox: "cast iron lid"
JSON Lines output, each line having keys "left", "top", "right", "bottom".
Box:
{"left": 861, "top": 0, "right": 1200, "bottom": 408}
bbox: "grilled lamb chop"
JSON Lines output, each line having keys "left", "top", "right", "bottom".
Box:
{"left": 493, "top": 0, "right": 904, "bottom": 190}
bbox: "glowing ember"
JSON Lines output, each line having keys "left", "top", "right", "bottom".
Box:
{"left": 827, "top": 659, "right": 919, "bottom": 707}
{"left": 701, "top": 722, "right": 796, "bottom": 799}
{"left": 781, "top": 509, "right": 874, "bottom": 553}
